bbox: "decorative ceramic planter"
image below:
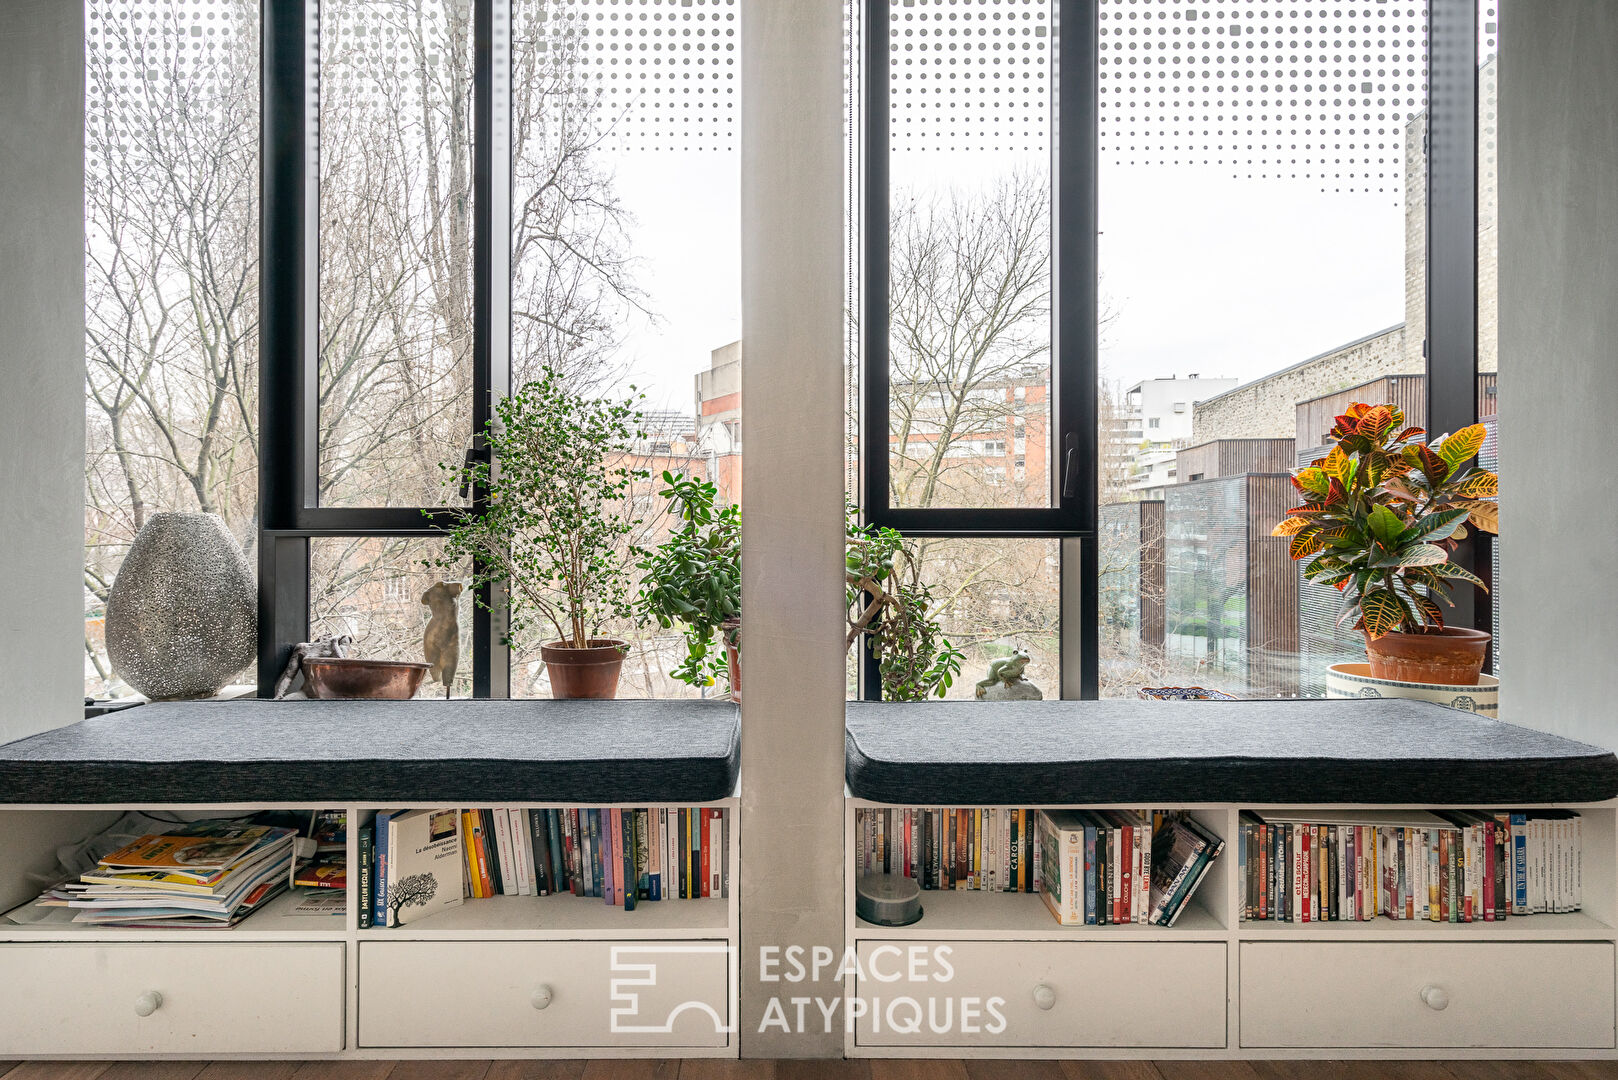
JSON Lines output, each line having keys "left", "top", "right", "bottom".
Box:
{"left": 1326, "top": 662, "right": 1499, "bottom": 716}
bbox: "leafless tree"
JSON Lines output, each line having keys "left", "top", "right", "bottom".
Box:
{"left": 886, "top": 171, "right": 1051, "bottom": 510}
{"left": 84, "top": 0, "right": 645, "bottom": 697}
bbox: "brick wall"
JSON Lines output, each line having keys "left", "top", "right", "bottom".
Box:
{"left": 1190, "top": 325, "right": 1410, "bottom": 442}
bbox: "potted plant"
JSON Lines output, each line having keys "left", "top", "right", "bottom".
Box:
{"left": 1273, "top": 402, "right": 1499, "bottom": 688}
{"left": 845, "top": 510, "right": 965, "bottom": 701}
{"left": 437, "top": 366, "right": 646, "bottom": 699}
{"left": 635, "top": 471, "right": 741, "bottom": 700}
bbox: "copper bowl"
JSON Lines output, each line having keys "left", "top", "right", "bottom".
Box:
{"left": 302, "top": 657, "right": 429, "bottom": 700}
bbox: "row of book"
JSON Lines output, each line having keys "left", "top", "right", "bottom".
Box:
{"left": 1040, "top": 810, "right": 1225, "bottom": 927}
{"left": 360, "top": 806, "right": 730, "bottom": 928}
{"left": 37, "top": 817, "right": 296, "bottom": 928}
{"left": 1237, "top": 809, "right": 1583, "bottom": 923}
{"left": 856, "top": 807, "right": 1042, "bottom": 893}
{"left": 852, "top": 807, "right": 1226, "bottom": 928}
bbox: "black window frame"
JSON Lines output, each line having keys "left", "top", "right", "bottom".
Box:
{"left": 258, "top": 0, "right": 510, "bottom": 698}
{"left": 855, "top": 0, "right": 1493, "bottom": 700}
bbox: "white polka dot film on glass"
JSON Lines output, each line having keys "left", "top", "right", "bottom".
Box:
{"left": 1099, "top": 0, "right": 1429, "bottom": 201}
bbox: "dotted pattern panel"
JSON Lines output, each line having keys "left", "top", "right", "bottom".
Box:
{"left": 322, "top": 0, "right": 469, "bottom": 113}
{"left": 523, "top": 0, "right": 737, "bottom": 153}
{"left": 86, "top": 0, "right": 257, "bottom": 165}
{"left": 1100, "top": 0, "right": 1430, "bottom": 200}
{"left": 1479, "top": 2, "right": 1497, "bottom": 176}
{"left": 890, "top": 0, "right": 1053, "bottom": 154}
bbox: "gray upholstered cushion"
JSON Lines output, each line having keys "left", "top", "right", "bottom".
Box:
{"left": 845, "top": 699, "right": 1618, "bottom": 805}
{"left": 0, "top": 699, "right": 740, "bottom": 804}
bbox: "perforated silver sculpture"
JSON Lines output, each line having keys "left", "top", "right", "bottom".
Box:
{"left": 104, "top": 512, "right": 257, "bottom": 701}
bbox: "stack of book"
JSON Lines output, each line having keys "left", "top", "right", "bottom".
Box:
{"left": 359, "top": 806, "right": 729, "bottom": 928}
{"left": 36, "top": 819, "right": 296, "bottom": 928}
{"left": 1039, "top": 810, "right": 1224, "bottom": 927}
{"left": 1237, "top": 809, "right": 1583, "bottom": 923}
{"left": 292, "top": 809, "right": 347, "bottom": 891}
{"left": 855, "top": 808, "right": 1042, "bottom": 893}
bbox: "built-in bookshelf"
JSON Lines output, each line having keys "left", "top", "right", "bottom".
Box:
{"left": 0, "top": 799, "right": 740, "bottom": 1058}
{"left": 843, "top": 797, "right": 1618, "bottom": 1059}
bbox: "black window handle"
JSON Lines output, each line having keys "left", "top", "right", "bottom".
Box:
{"left": 1061, "top": 433, "right": 1079, "bottom": 500}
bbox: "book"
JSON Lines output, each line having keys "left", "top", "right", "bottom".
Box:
{"left": 293, "top": 853, "right": 346, "bottom": 890}
{"left": 383, "top": 809, "right": 464, "bottom": 928}
{"left": 357, "top": 822, "right": 374, "bottom": 929}
{"left": 99, "top": 821, "right": 293, "bottom": 874}
{"left": 373, "top": 810, "right": 395, "bottom": 926}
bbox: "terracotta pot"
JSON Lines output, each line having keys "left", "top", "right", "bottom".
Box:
{"left": 1364, "top": 627, "right": 1491, "bottom": 686}
{"left": 722, "top": 619, "right": 741, "bottom": 703}
{"left": 540, "top": 638, "right": 627, "bottom": 699}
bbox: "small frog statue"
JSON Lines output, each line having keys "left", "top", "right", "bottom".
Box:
{"left": 975, "top": 647, "right": 1042, "bottom": 701}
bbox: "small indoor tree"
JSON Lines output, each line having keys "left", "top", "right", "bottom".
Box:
{"left": 436, "top": 365, "right": 646, "bottom": 698}
{"left": 1273, "top": 402, "right": 1499, "bottom": 685}
{"left": 846, "top": 509, "right": 965, "bottom": 701}
{"left": 635, "top": 471, "right": 741, "bottom": 696}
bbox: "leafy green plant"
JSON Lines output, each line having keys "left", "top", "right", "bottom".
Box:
{"left": 1273, "top": 402, "right": 1498, "bottom": 638}
{"left": 846, "top": 508, "right": 965, "bottom": 701}
{"left": 434, "top": 366, "right": 647, "bottom": 649}
{"left": 634, "top": 471, "right": 740, "bottom": 690}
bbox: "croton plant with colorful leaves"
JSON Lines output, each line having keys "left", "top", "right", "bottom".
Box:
{"left": 1272, "top": 403, "right": 1499, "bottom": 639}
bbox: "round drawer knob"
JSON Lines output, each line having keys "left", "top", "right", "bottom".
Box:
{"left": 530, "top": 985, "right": 554, "bottom": 1011}
{"left": 1420, "top": 985, "right": 1450, "bottom": 1012}
{"left": 134, "top": 991, "right": 163, "bottom": 1018}
{"left": 1032, "top": 983, "right": 1057, "bottom": 1011}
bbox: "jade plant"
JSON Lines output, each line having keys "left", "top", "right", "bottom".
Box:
{"left": 434, "top": 365, "right": 647, "bottom": 651}
{"left": 634, "top": 471, "right": 741, "bottom": 691}
{"left": 846, "top": 508, "right": 965, "bottom": 701}
{"left": 1272, "top": 402, "right": 1499, "bottom": 638}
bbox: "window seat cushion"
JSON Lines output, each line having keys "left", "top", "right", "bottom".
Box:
{"left": 845, "top": 699, "right": 1618, "bottom": 805}
{"left": 0, "top": 698, "right": 740, "bottom": 804}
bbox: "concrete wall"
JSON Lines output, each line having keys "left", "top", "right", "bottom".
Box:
{"left": 0, "top": 1, "right": 84, "bottom": 742}
{"left": 1191, "top": 325, "right": 1409, "bottom": 443}
{"left": 1499, "top": 1, "right": 1618, "bottom": 745}
{"left": 738, "top": 0, "right": 846, "bottom": 1056}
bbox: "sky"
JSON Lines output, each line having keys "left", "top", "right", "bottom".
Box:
{"left": 583, "top": 0, "right": 1462, "bottom": 414}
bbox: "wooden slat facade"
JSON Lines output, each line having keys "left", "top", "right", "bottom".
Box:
{"left": 1176, "top": 439, "right": 1298, "bottom": 483}
{"left": 1296, "top": 373, "right": 1499, "bottom": 458}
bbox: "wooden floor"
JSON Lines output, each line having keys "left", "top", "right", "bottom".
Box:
{"left": 1, "top": 1062, "right": 1616, "bottom": 1080}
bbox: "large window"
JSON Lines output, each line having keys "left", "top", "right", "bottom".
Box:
{"left": 853, "top": 0, "right": 1497, "bottom": 701}
{"left": 84, "top": 0, "right": 261, "bottom": 698}
{"left": 90, "top": 0, "right": 739, "bottom": 701}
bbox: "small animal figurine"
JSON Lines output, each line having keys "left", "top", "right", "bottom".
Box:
{"left": 975, "top": 647, "right": 1040, "bottom": 700}
{"left": 273, "top": 634, "right": 354, "bottom": 699}
{"left": 421, "top": 581, "right": 463, "bottom": 698}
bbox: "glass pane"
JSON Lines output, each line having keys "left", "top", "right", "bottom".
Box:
{"left": 886, "top": 0, "right": 1054, "bottom": 510}
{"left": 1479, "top": 0, "right": 1500, "bottom": 676}
{"left": 1096, "top": 0, "right": 1430, "bottom": 698}
{"left": 508, "top": 0, "right": 740, "bottom": 698}
{"left": 914, "top": 538, "right": 1059, "bottom": 701}
{"left": 85, "top": 0, "right": 261, "bottom": 699}
{"left": 309, "top": 538, "right": 473, "bottom": 698}
{"left": 318, "top": 0, "right": 475, "bottom": 508}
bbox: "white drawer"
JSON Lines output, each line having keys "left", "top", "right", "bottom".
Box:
{"left": 852, "top": 940, "right": 1227, "bottom": 1048}
{"left": 1240, "top": 941, "right": 1616, "bottom": 1049}
{"left": 0, "top": 942, "right": 345, "bottom": 1055}
{"left": 358, "top": 940, "right": 730, "bottom": 1049}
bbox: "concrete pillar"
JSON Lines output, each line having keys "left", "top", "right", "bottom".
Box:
{"left": 0, "top": 1, "right": 85, "bottom": 742}
{"left": 738, "top": 0, "right": 848, "bottom": 1058}
{"left": 1498, "top": 2, "right": 1618, "bottom": 744}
